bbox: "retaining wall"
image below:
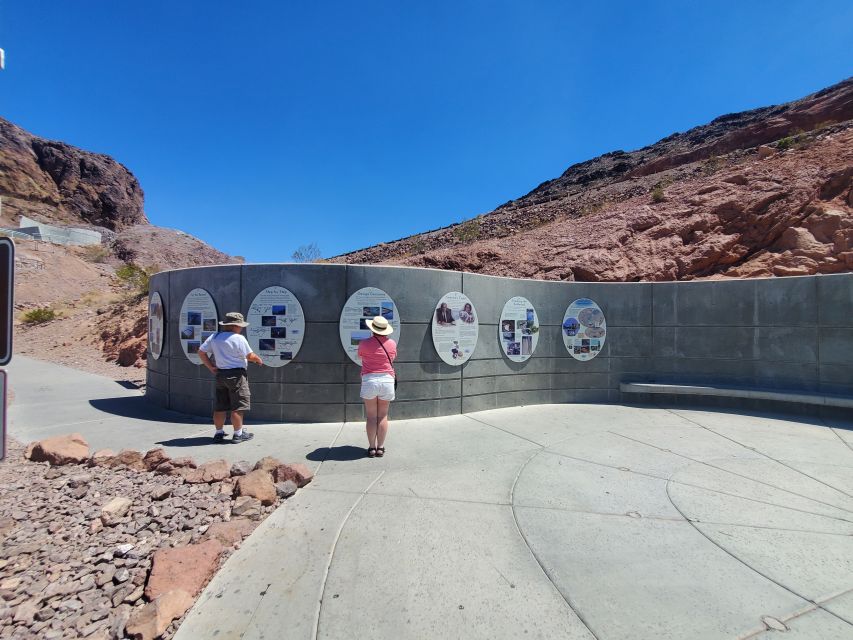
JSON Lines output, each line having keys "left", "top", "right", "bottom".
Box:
{"left": 146, "top": 265, "right": 853, "bottom": 421}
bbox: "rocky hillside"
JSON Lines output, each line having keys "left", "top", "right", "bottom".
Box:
{"left": 332, "top": 77, "right": 853, "bottom": 281}
{"left": 1, "top": 117, "right": 239, "bottom": 376}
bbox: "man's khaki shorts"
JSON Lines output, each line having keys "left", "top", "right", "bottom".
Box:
{"left": 215, "top": 369, "right": 251, "bottom": 412}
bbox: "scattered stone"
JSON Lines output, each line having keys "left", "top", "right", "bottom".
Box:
{"left": 26, "top": 433, "right": 90, "bottom": 465}
{"left": 199, "top": 459, "right": 230, "bottom": 483}
{"left": 229, "top": 460, "right": 252, "bottom": 477}
{"left": 203, "top": 518, "right": 255, "bottom": 547}
{"left": 150, "top": 485, "right": 172, "bottom": 501}
{"left": 100, "top": 497, "right": 132, "bottom": 526}
{"left": 235, "top": 470, "right": 276, "bottom": 505}
{"left": 176, "top": 467, "right": 205, "bottom": 484}
{"left": 145, "top": 540, "right": 224, "bottom": 600}
{"left": 142, "top": 448, "right": 170, "bottom": 471}
{"left": 89, "top": 449, "right": 115, "bottom": 466}
{"left": 170, "top": 457, "right": 197, "bottom": 469}
{"left": 757, "top": 144, "right": 776, "bottom": 158}
{"left": 113, "top": 568, "right": 131, "bottom": 584}
{"left": 275, "top": 480, "right": 298, "bottom": 499}
{"left": 125, "top": 590, "right": 193, "bottom": 640}
{"left": 104, "top": 449, "right": 147, "bottom": 472}
{"left": 231, "top": 496, "right": 262, "bottom": 519}
{"left": 13, "top": 600, "right": 38, "bottom": 623}
{"left": 253, "top": 456, "right": 283, "bottom": 473}
{"left": 114, "top": 543, "right": 135, "bottom": 557}
{"left": 273, "top": 463, "right": 314, "bottom": 488}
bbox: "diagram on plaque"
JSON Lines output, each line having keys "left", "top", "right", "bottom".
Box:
{"left": 339, "top": 287, "right": 401, "bottom": 365}
{"left": 562, "top": 298, "right": 606, "bottom": 361}
{"left": 148, "top": 291, "right": 165, "bottom": 360}
{"left": 179, "top": 288, "right": 218, "bottom": 364}
{"left": 246, "top": 286, "right": 306, "bottom": 366}
{"left": 432, "top": 291, "right": 478, "bottom": 366}
{"left": 499, "top": 297, "right": 538, "bottom": 362}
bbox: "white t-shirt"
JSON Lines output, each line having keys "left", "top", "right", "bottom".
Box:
{"left": 199, "top": 332, "right": 252, "bottom": 369}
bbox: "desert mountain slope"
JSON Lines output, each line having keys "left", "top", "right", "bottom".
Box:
{"left": 332, "top": 77, "right": 853, "bottom": 281}
{"left": 1, "top": 116, "right": 239, "bottom": 378}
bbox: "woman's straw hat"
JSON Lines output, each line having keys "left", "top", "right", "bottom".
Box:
{"left": 365, "top": 315, "right": 393, "bottom": 336}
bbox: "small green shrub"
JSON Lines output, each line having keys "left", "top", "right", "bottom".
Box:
{"left": 776, "top": 136, "right": 795, "bottom": 151}
{"left": 115, "top": 263, "right": 153, "bottom": 297}
{"left": 23, "top": 307, "right": 57, "bottom": 324}
{"left": 80, "top": 244, "right": 110, "bottom": 263}
{"left": 651, "top": 186, "right": 666, "bottom": 203}
{"left": 452, "top": 218, "right": 482, "bottom": 242}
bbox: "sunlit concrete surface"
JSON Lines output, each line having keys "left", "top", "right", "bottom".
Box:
{"left": 7, "top": 356, "right": 853, "bottom": 639}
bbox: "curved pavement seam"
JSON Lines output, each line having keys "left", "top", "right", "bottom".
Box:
{"left": 543, "top": 449, "right": 853, "bottom": 524}
{"left": 664, "top": 478, "right": 853, "bottom": 629}
{"left": 821, "top": 417, "right": 853, "bottom": 454}
{"left": 612, "top": 430, "right": 853, "bottom": 515}
{"left": 667, "top": 409, "right": 853, "bottom": 500}
{"left": 312, "top": 421, "right": 347, "bottom": 477}
{"left": 311, "top": 470, "right": 386, "bottom": 640}
{"left": 508, "top": 448, "right": 601, "bottom": 640}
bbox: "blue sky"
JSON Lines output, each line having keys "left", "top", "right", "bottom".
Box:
{"left": 1, "top": 2, "right": 851, "bottom": 262}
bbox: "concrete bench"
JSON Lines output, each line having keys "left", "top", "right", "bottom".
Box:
{"left": 620, "top": 382, "right": 853, "bottom": 409}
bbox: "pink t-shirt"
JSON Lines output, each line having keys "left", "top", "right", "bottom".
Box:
{"left": 358, "top": 335, "right": 397, "bottom": 376}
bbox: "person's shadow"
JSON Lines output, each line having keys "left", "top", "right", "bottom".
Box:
{"left": 154, "top": 436, "right": 219, "bottom": 448}
{"left": 306, "top": 446, "right": 366, "bottom": 462}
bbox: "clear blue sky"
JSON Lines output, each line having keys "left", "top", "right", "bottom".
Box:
{"left": 1, "top": 2, "right": 851, "bottom": 262}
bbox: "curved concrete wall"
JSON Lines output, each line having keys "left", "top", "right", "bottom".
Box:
{"left": 146, "top": 265, "right": 853, "bottom": 421}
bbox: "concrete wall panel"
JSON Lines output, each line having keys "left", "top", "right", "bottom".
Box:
{"left": 147, "top": 265, "right": 853, "bottom": 421}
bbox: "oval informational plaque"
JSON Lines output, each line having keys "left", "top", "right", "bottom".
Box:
{"left": 246, "top": 286, "right": 306, "bottom": 366}
{"left": 562, "top": 298, "right": 606, "bottom": 361}
{"left": 499, "top": 297, "right": 539, "bottom": 362}
{"left": 432, "top": 292, "right": 478, "bottom": 366}
{"left": 148, "top": 291, "right": 165, "bottom": 360}
{"left": 339, "top": 287, "right": 401, "bottom": 365}
{"left": 179, "top": 288, "right": 218, "bottom": 364}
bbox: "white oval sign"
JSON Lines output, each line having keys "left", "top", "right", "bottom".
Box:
{"left": 432, "top": 292, "right": 478, "bottom": 366}
{"left": 246, "top": 286, "right": 306, "bottom": 367}
{"left": 499, "top": 297, "right": 539, "bottom": 362}
{"left": 562, "top": 298, "right": 606, "bottom": 361}
{"left": 339, "top": 287, "right": 401, "bottom": 365}
{"left": 179, "top": 288, "right": 219, "bottom": 364}
{"left": 148, "top": 291, "right": 165, "bottom": 360}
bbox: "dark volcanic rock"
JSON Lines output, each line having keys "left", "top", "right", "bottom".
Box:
{"left": 0, "top": 117, "right": 146, "bottom": 230}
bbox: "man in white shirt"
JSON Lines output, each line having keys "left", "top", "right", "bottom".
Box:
{"left": 198, "top": 312, "right": 264, "bottom": 443}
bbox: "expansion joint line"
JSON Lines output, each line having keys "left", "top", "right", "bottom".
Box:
{"left": 312, "top": 470, "right": 386, "bottom": 640}
{"left": 611, "top": 429, "right": 853, "bottom": 516}
{"left": 667, "top": 409, "right": 853, "bottom": 500}
{"left": 508, "top": 450, "right": 602, "bottom": 640}
{"left": 313, "top": 421, "right": 347, "bottom": 478}
{"left": 664, "top": 479, "right": 853, "bottom": 629}
{"left": 820, "top": 417, "right": 853, "bottom": 454}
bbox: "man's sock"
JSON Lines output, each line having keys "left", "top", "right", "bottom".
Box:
{"left": 234, "top": 428, "right": 243, "bottom": 436}
{"left": 215, "top": 429, "right": 225, "bottom": 435}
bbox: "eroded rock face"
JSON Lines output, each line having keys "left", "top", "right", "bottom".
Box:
{"left": 0, "top": 117, "right": 146, "bottom": 230}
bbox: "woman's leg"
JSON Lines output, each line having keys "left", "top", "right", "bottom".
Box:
{"left": 364, "top": 398, "right": 379, "bottom": 448}
{"left": 376, "top": 399, "right": 391, "bottom": 449}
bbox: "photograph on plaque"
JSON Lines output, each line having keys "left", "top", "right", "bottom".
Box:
{"left": 562, "top": 298, "right": 606, "bottom": 361}
{"left": 179, "top": 288, "right": 218, "bottom": 365}
{"left": 148, "top": 291, "right": 165, "bottom": 360}
{"left": 499, "top": 297, "right": 539, "bottom": 362}
{"left": 246, "top": 286, "right": 306, "bottom": 367}
{"left": 339, "top": 287, "right": 401, "bottom": 365}
{"left": 431, "top": 292, "right": 478, "bottom": 366}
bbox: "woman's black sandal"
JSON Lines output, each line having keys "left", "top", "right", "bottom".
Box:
{"left": 367, "top": 447, "right": 377, "bottom": 458}
{"left": 376, "top": 447, "right": 385, "bottom": 457}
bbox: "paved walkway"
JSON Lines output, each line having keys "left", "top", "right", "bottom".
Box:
{"left": 6, "top": 356, "right": 853, "bottom": 639}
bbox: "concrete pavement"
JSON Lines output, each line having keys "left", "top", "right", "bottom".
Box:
{"left": 6, "top": 355, "right": 853, "bottom": 639}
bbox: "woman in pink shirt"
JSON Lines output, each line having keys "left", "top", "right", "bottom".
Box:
{"left": 357, "top": 315, "right": 397, "bottom": 458}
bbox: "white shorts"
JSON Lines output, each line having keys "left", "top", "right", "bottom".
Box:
{"left": 360, "top": 373, "right": 395, "bottom": 401}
